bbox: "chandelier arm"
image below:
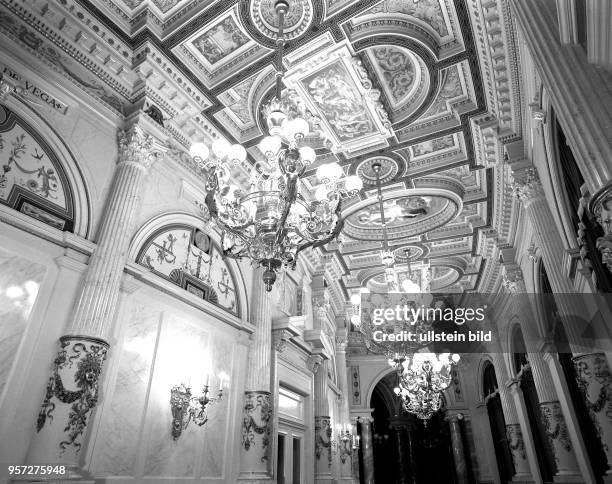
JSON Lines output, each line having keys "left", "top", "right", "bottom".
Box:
{"left": 292, "top": 201, "right": 344, "bottom": 266}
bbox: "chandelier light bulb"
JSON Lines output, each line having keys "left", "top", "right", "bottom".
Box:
{"left": 350, "top": 314, "right": 361, "bottom": 326}
{"left": 451, "top": 353, "right": 461, "bottom": 364}
{"left": 393, "top": 387, "right": 401, "bottom": 395}
{"left": 228, "top": 144, "right": 247, "bottom": 164}
{"left": 344, "top": 175, "right": 363, "bottom": 192}
{"left": 298, "top": 146, "right": 316, "bottom": 165}
{"left": 285, "top": 117, "right": 310, "bottom": 141}
{"left": 259, "top": 135, "right": 282, "bottom": 158}
{"left": 350, "top": 293, "right": 361, "bottom": 305}
{"left": 189, "top": 142, "right": 210, "bottom": 161}
{"left": 317, "top": 162, "right": 343, "bottom": 181}
{"left": 212, "top": 138, "right": 231, "bottom": 159}
{"left": 401, "top": 278, "right": 421, "bottom": 293}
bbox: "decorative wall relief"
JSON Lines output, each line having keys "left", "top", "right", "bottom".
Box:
{"left": 573, "top": 353, "right": 612, "bottom": 457}
{"left": 37, "top": 336, "right": 109, "bottom": 453}
{"left": 315, "top": 416, "right": 333, "bottom": 466}
{"left": 505, "top": 423, "right": 526, "bottom": 467}
{"left": 589, "top": 188, "right": 612, "bottom": 274}
{"left": 241, "top": 390, "right": 272, "bottom": 462}
{"left": 191, "top": 15, "right": 250, "bottom": 65}
{"left": 137, "top": 225, "right": 239, "bottom": 315}
{"left": 0, "top": 105, "right": 74, "bottom": 231}
{"left": 540, "top": 401, "right": 572, "bottom": 464}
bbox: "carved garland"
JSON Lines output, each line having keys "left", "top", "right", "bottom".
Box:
{"left": 241, "top": 390, "right": 273, "bottom": 462}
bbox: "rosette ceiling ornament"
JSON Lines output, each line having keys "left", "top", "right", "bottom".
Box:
{"left": 190, "top": 0, "right": 362, "bottom": 291}
{"left": 391, "top": 352, "right": 460, "bottom": 423}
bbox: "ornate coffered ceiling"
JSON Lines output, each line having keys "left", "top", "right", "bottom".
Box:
{"left": 0, "top": 0, "right": 523, "bottom": 305}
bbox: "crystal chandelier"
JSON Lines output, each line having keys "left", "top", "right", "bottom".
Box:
{"left": 189, "top": 0, "right": 362, "bottom": 291}
{"left": 391, "top": 352, "right": 460, "bottom": 423}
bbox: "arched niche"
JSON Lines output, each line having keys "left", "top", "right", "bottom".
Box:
{"left": 0, "top": 103, "right": 90, "bottom": 236}
{"left": 130, "top": 213, "right": 247, "bottom": 319}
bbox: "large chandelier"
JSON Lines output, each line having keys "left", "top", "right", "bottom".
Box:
{"left": 391, "top": 352, "right": 460, "bottom": 423}
{"left": 189, "top": 0, "right": 362, "bottom": 291}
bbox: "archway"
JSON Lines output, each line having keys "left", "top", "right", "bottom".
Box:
{"left": 368, "top": 372, "right": 455, "bottom": 483}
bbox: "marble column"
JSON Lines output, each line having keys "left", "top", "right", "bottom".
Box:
{"left": 448, "top": 414, "right": 469, "bottom": 484}
{"left": 404, "top": 419, "right": 419, "bottom": 484}
{"left": 492, "top": 354, "right": 537, "bottom": 481}
{"left": 336, "top": 330, "right": 358, "bottom": 483}
{"left": 238, "top": 268, "right": 274, "bottom": 482}
{"left": 512, "top": 168, "right": 612, "bottom": 470}
{"left": 503, "top": 265, "right": 584, "bottom": 480}
{"left": 388, "top": 416, "right": 410, "bottom": 484}
{"left": 359, "top": 416, "right": 375, "bottom": 484}
{"left": 27, "top": 123, "right": 161, "bottom": 472}
{"left": 314, "top": 358, "right": 333, "bottom": 483}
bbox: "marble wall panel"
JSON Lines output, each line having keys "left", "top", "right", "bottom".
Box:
{"left": 143, "top": 313, "right": 210, "bottom": 478}
{"left": 92, "top": 302, "right": 160, "bottom": 477}
{"left": 0, "top": 247, "right": 46, "bottom": 399}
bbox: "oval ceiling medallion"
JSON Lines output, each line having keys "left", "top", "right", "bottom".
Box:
{"left": 251, "top": 0, "right": 314, "bottom": 40}
{"left": 342, "top": 189, "right": 462, "bottom": 241}
{"left": 356, "top": 157, "right": 400, "bottom": 186}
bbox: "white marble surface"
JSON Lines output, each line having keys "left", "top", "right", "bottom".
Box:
{"left": 92, "top": 302, "right": 159, "bottom": 477}
{"left": 0, "top": 247, "right": 46, "bottom": 399}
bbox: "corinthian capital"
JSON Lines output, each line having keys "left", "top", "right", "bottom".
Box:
{"left": 511, "top": 167, "right": 544, "bottom": 205}
{"left": 117, "top": 125, "right": 162, "bottom": 168}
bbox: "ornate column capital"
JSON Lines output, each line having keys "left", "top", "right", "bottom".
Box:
{"left": 502, "top": 265, "right": 524, "bottom": 293}
{"left": 307, "top": 354, "right": 324, "bottom": 374}
{"left": 511, "top": 167, "right": 545, "bottom": 206}
{"left": 589, "top": 184, "right": 612, "bottom": 273}
{"left": 117, "top": 124, "right": 163, "bottom": 169}
{"left": 272, "top": 329, "right": 292, "bottom": 353}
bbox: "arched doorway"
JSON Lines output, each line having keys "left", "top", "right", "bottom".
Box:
{"left": 368, "top": 372, "right": 455, "bottom": 483}
{"left": 483, "top": 362, "right": 514, "bottom": 483}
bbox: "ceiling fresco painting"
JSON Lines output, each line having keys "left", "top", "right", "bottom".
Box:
{"left": 0, "top": 0, "right": 523, "bottom": 297}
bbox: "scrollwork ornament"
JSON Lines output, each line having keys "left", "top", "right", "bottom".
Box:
{"left": 36, "top": 336, "right": 109, "bottom": 454}
{"left": 540, "top": 401, "right": 572, "bottom": 458}
{"left": 241, "top": 391, "right": 273, "bottom": 462}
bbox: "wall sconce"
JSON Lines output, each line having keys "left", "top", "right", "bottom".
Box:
{"left": 170, "top": 380, "right": 223, "bottom": 440}
{"left": 336, "top": 423, "right": 359, "bottom": 463}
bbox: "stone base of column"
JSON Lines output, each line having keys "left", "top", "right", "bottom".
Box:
{"left": 552, "top": 474, "right": 589, "bottom": 483}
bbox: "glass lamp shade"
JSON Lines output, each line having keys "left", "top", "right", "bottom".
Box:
{"left": 189, "top": 142, "right": 210, "bottom": 161}
{"left": 212, "top": 138, "right": 231, "bottom": 159}
{"left": 228, "top": 144, "right": 247, "bottom": 164}
{"left": 350, "top": 314, "right": 361, "bottom": 326}
{"left": 259, "top": 135, "right": 282, "bottom": 158}
{"left": 316, "top": 162, "right": 343, "bottom": 181}
{"left": 298, "top": 146, "right": 316, "bottom": 165}
{"left": 314, "top": 185, "right": 329, "bottom": 201}
{"left": 401, "top": 279, "right": 421, "bottom": 293}
{"left": 451, "top": 353, "right": 461, "bottom": 364}
{"left": 284, "top": 117, "right": 310, "bottom": 140}
{"left": 350, "top": 293, "right": 361, "bottom": 305}
{"left": 345, "top": 175, "right": 363, "bottom": 192}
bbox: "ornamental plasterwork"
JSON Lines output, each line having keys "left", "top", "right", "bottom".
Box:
{"left": 0, "top": 0, "right": 525, "bottom": 296}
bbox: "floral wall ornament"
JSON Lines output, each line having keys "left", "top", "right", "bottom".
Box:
{"left": 314, "top": 416, "right": 333, "bottom": 465}
{"left": 505, "top": 424, "right": 527, "bottom": 467}
{"left": 241, "top": 390, "right": 273, "bottom": 462}
{"left": 573, "top": 353, "right": 612, "bottom": 455}
{"left": 589, "top": 187, "right": 612, "bottom": 273}
{"left": 36, "top": 336, "right": 109, "bottom": 454}
{"left": 540, "top": 401, "right": 573, "bottom": 459}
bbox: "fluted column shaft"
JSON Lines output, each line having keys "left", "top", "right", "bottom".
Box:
{"left": 238, "top": 269, "right": 274, "bottom": 481}
{"left": 336, "top": 333, "right": 357, "bottom": 482}
{"left": 27, "top": 125, "right": 159, "bottom": 471}
{"left": 509, "top": 0, "right": 612, "bottom": 192}
{"left": 448, "top": 415, "right": 469, "bottom": 484}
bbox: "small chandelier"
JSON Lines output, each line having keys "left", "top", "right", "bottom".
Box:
{"left": 391, "top": 352, "right": 460, "bottom": 423}
{"left": 190, "top": 0, "right": 362, "bottom": 291}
